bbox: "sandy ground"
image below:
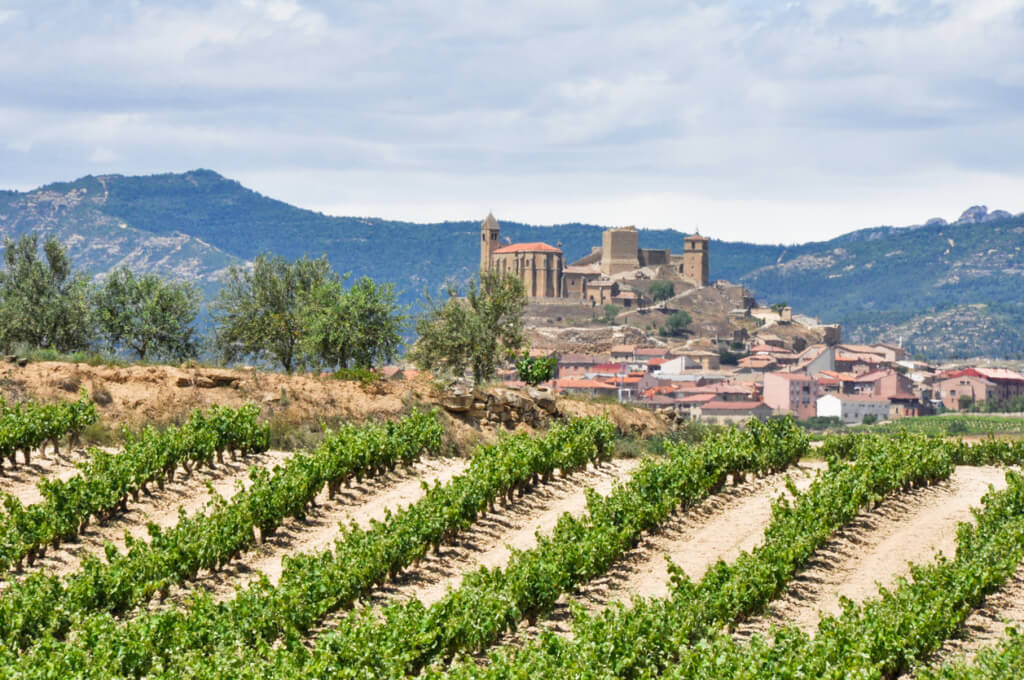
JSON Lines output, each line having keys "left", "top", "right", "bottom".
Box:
{"left": 6, "top": 448, "right": 294, "bottom": 581}
{"left": 734, "top": 465, "right": 1009, "bottom": 639}
{"left": 506, "top": 462, "right": 823, "bottom": 641}
{"left": 392, "top": 458, "right": 643, "bottom": 608}
{"left": 0, "top": 446, "right": 97, "bottom": 506}
{"left": 580, "top": 462, "right": 823, "bottom": 606}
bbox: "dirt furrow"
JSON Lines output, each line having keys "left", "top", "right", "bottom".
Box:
{"left": 13, "top": 449, "right": 295, "bottom": 580}
{"left": 518, "top": 462, "right": 823, "bottom": 640}
{"left": 176, "top": 455, "right": 469, "bottom": 602}
{"left": 0, "top": 446, "right": 105, "bottom": 506}
{"left": 396, "top": 457, "right": 643, "bottom": 609}
{"left": 733, "top": 465, "right": 1008, "bottom": 640}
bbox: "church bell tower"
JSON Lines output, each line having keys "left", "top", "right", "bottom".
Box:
{"left": 480, "top": 212, "right": 500, "bottom": 271}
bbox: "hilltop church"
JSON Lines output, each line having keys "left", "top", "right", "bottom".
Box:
{"left": 479, "top": 213, "right": 709, "bottom": 302}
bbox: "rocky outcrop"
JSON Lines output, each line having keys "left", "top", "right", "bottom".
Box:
{"left": 438, "top": 380, "right": 558, "bottom": 429}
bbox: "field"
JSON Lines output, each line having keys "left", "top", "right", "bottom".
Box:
{"left": 1, "top": 396, "right": 1023, "bottom": 678}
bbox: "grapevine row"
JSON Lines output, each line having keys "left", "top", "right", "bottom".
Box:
{"left": 3, "top": 416, "right": 616, "bottom": 679}
{"left": 917, "top": 630, "right": 1024, "bottom": 680}
{"left": 425, "top": 430, "right": 962, "bottom": 679}
{"left": 0, "top": 409, "right": 444, "bottom": 653}
{"left": 0, "top": 403, "right": 267, "bottom": 573}
{"left": 641, "top": 469, "right": 1024, "bottom": 680}
{"left": 0, "top": 390, "right": 96, "bottom": 468}
{"left": 275, "top": 417, "right": 809, "bottom": 679}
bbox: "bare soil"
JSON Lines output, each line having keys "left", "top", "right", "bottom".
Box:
{"left": 0, "top": 360, "right": 667, "bottom": 445}
{"left": 0, "top": 446, "right": 97, "bottom": 506}
{"left": 734, "top": 465, "right": 1009, "bottom": 639}
{"left": 521, "top": 462, "right": 823, "bottom": 640}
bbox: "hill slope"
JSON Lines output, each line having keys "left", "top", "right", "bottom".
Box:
{"left": 2, "top": 170, "right": 1023, "bottom": 358}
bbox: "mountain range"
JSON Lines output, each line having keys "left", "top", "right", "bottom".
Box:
{"left": 2, "top": 169, "right": 1023, "bottom": 359}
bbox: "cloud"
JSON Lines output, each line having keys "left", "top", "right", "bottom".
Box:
{"left": 2, "top": 0, "right": 1024, "bottom": 242}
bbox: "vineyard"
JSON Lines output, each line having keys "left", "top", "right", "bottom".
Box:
{"left": 0, "top": 395, "right": 1022, "bottom": 678}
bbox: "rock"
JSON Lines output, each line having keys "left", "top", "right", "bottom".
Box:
{"left": 16, "top": 357, "right": 28, "bottom": 367}
{"left": 528, "top": 386, "right": 558, "bottom": 414}
{"left": 441, "top": 393, "right": 473, "bottom": 413}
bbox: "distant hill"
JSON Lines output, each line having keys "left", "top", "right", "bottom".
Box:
{"left": 2, "top": 169, "right": 1023, "bottom": 359}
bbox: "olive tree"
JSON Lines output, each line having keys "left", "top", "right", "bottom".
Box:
{"left": 409, "top": 271, "right": 527, "bottom": 384}
{"left": 212, "top": 253, "right": 335, "bottom": 372}
{"left": 92, "top": 267, "right": 201, "bottom": 360}
{"left": 0, "top": 234, "right": 91, "bottom": 353}
{"left": 300, "top": 275, "right": 406, "bottom": 370}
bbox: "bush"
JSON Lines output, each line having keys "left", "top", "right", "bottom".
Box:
{"left": 660, "top": 310, "right": 693, "bottom": 337}
{"left": 796, "top": 416, "right": 844, "bottom": 431}
{"left": 861, "top": 413, "right": 878, "bottom": 425}
{"left": 649, "top": 281, "right": 675, "bottom": 302}
{"left": 515, "top": 351, "right": 556, "bottom": 386}
{"left": 603, "top": 305, "right": 620, "bottom": 324}
{"left": 331, "top": 367, "right": 381, "bottom": 385}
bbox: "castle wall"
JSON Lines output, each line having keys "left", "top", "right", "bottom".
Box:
{"left": 638, "top": 248, "right": 670, "bottom": 267}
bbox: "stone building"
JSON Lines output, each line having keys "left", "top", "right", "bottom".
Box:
{"left": 681, "top": 233, "right": 709, "bottom": 287}
{"left": 480, "top": 213, "right": 564, "bottom": 298}
{"left": 478, "top": 213, "right": 710, "bottom": 300}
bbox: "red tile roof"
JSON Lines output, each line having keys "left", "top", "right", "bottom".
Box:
{"left": 678, "top": 393, "right": 717, "bottom": 404}
{"left": 492, "top": 242, "right": 561, "bottom": 254}
{"left": 592, "top": 363, "right": 626, "bottom": 373}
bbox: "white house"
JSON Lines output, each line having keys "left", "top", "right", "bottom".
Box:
{"left": 816, "top": 393, "right": 891, "bottom": 425}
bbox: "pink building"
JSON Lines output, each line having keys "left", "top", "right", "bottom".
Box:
{"left": 763, "top": 372, "right": 818, "bottom": 420}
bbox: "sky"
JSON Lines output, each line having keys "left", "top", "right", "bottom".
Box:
{"left": 2, "top": 0, "right": 1024, "bottom": 244}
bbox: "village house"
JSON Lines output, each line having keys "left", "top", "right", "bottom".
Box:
{"left": 816, "top": 393, "right": 891, "bottom": 425}
{"left": 935, "top": 373, "right": 998, "bottom": 410}
{"left": 694, "top": 400, "right": 773, "bottom": 424}
{"left": 763, "top": 372, "right": 818, "bottom": 420}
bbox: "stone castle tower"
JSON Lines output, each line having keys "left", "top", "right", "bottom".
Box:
{"left": 682, "top": 233, "right": 709, "bottom": 286}
{"left": 480, "top": 212, "right": 500, "bottom": 271}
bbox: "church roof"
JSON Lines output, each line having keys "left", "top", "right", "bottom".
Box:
{"left": 492, "top": 242, "right": 561, "bottom": 254}
{"left": 482, "top": 213, "right": 499, "bottom": 230}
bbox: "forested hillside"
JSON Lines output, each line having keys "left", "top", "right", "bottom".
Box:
{"left": 2, "top": 169, "right": 1023, "bottom": 358}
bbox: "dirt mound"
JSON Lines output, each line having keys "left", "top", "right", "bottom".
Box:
{"left": 0, "top": 360, "right": 666, "bottom": 444}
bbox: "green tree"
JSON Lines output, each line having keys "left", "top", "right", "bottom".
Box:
{"left": 92, "top": 267, "right": 201, "bottom": 360}
{"left": 649, "top": 281, "right": 675, "bottom": 302}
{"left": 603, "top": 304, "right": 620, "bottom": 324}
{"left": 211, "top": 253, "right": 336, "bottom": 372}
{"left": 0, "top": 234, "right": 91, "bottom": 353}
{"left": 301, "top": 275, "right": 406, "bottom": 369}
{"left": 661, "top": 310, "right": 693, "bottom": 337}
{"left": 409, "top": 271, "right": 527, "bottom": 384}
